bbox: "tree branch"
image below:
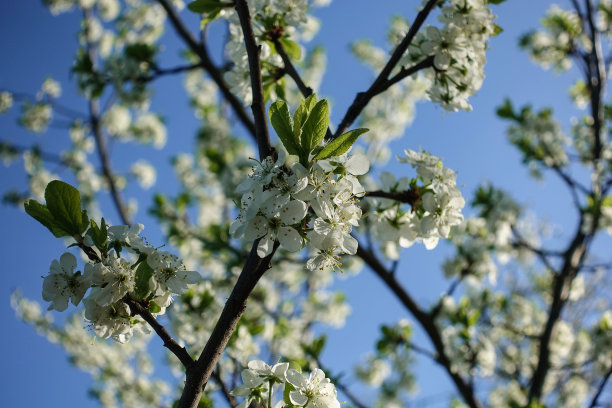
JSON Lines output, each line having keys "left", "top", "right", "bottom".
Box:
{"left": 125, "top": 297, "right": 194, "bottom": 369}
{"left": 588, "top": 364, "right": 612, "bottom": 408}
{"left": 211, "top": 368, "right": 238, "bottom": 408}
{"left": 271, "top": 37, "right": 313, "bottom": 98}
{"left": 333, "top": 0, "right": 438, "bottom": 138}
{"left": 153, "top": 0, "right": 256, "bottom": 139}
{"left": 177, "top": 242, "right": 279, "bottom": 408}
{"left": 364, "top": 189, "right": 420, "bottom": 208}
{"left": 234, "top": 0, "right": 272, "bottom": 159}
{"left": 84, "top": 10, "right": 132, "bottom": 226}
{"left": 356, "top": 244, "right": 484, "bottom": 408}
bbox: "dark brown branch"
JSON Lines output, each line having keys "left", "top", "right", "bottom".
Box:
{"left": 153, "top": 0, "right": 256, "bottom": 139}
{"left": 379, "top": 56, "right": 435, "bottom": 93}
{"left": 314, "top": 357, "right": 368, "bottom": 408}
{"left": 125, "top": 298, "right": 194, "bottom": 369}
{"left": 144, "top": 62, "right": 205, "bottom": 82}
{"left": 177, "top": 242, "right": 279, "bottom": 408}
{"left": 585, "top": 0, "right": 607, "bottom": 161}
{"left": 235, "top": 0, "right": 272, "bottom": 159}
{"left": 84, "top": 10, "right": 132, "bottom": 226}
{"left": 527, "top": 222, "right": 589, "bottom": 402}
{"left": 270, "top": 37, "right": 334, "bottom": 140}
{"left": 211, "top": 369, "right": 238, "bottom": 408}
{"left": 6, "top": 90, "right": 87, "bottom": 119}
{"left": 364, "top": 189, "right": 420, "bottom": 208}
{"left": 333, "top": 0, "right": 438, "bottom": 138}
{"left": 271, "top": 38, "right": 313, "bottom": 97}
{"left": 356, "top": 244, "right": 483, "bottom": 408}
{"left": 588, "top": 364, "right": 612, "bottom": 408}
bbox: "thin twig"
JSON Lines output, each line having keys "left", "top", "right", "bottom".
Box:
{"left": 588, "top": 364, "right": 612, "bottom": 408}
{"left": 83, "top": 10, "right": 132, "bottom": 225}
{"left": 271, "top": 37, "right": 313, "bottom": 98}
{"left": 125, "top": 298, "right": 194, "bottom": 369}
{"left": 211, "top": 369, "right": 238, "bottom": 408}
{"left": 177, "top": 242, "right": 280, "bottom": 408}
{"left": 153, "top": 0, "right": 256, "bottom": 139}
{"left": 333, "top": 0, "right": 439, "bottom": 138}
{"left": 364, "top": 189, "right": 420, "bottom": 207}
{"left": 235, "top": 0, "right": 272, "bottom": 159}
{"left": 356, "top": 244, "right": 484, "bottom": 408}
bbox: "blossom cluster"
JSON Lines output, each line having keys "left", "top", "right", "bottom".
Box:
{"left": 367, "top": 149, "right": 465, "bottom": 259}
{"left": 221, "top": 0, "right": 323, "bottom": 104}
{"left": 41, "top": 223, "right": 201, "bottom": 343}
{"left": 403, "top": 0, "right": 497, "bottom": 111}
{"left": 231, "top": 360, "right": 340, "bottom": 408}
{"left": 230, "top": 149, "right": 368, "bottom": 271}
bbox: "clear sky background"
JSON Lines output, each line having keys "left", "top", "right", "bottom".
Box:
{"left": 0, "top": 0, "right": 594, "bottom": 407}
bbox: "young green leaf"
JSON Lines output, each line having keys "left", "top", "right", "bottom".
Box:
{"left": 279, "top": 38, "right": 301, "bottom": 60}
{"left": 24, "top": 200, "right": 72, "bottom": 237}
{"left": 269, "top": 101, "right": 301, "bottom": 155}
{"left": 134, "top": 260, "right": 154, "bottom": 301}
{"left": 303, "top": 93, "right": 317, "bottom": 113}
{"left": 292, "top": 102, "right": 308, "bottom": 141}
{"left": 313, "top": 128, "right": 369, "bottom": 160}
{"left": 44, "top": 180, "right": 85, "bottom": 237}
{"left": 148, "top": 301, "right": 162, "bottom": 314}
{"left": 301, "top": 99, "right": 329, "bottom": 152}
{"left": 187, "top": 0, "right": 222, "bottom": 13}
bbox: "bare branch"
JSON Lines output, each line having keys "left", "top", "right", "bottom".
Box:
{"left": 125, "top": 298, "right": 194, "bottom": 369}
{"left": 271, "top": 37, "right": 313, "bottom": 98}
{"left": 333, "top": 0, "right": 439, "bottom": 138}
{"left": 234, "top": 0, "right": 272, "bottom": 159}
{"left": 83, "top": 10, "right": 132, "bottom": 225}
{"left": 178, "top": 242, "right": 279, "bottom": 408}
{"left": 589, "top": 364, "right": 612, "bottom": 408}
{"left": 153, "top": 0, "right": 256, "bottom": 139}
{"left": 356, "top": 244, "right": 484, "bottom": 408}
{"left": 364, "top": 189, "right": 420, "bottom": 208}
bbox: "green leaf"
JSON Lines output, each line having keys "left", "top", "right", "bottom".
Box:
{"left": 148, "top": 301, "right": 162, "bottom": 314}
{"left": 487, "top": 0, "right": 507, "bottom": 4}
{"left": 88, "top": 218, "right": 108, "bottom": 249}
{"left": 301, "top": 99, "right": 329, "bottom": 152}
{"left": 124, "top": 43, "right": 155, "bottom": 62}
{"left": 283, "top": 381, "right": 296, "bottom": 406}
{"left": 45, "top": 180, "right": 84, "bottom": 237}
{"left": 292, "top": 103, "right": 307, "bottom": 140}
{"left": 303, "top": 93, "right": 317, "bottom": 113}
{"left": 314, "top": 128, "right": 369, "bottom": 160}
{"left": 24, "top": 200, "right": 71, "bottom": 237}
{"left": 279, "top": 38, "right": 301, "bottom": 60}
{"left": 134, "top": 260, "right": 154, "bottom": 300}
{"left": 496, "top": 98, "right": 517, "bottom": 120}
{"left": 188, "top": 0, "right": 222, "bottom": 13}
{"left": 492, "top": 23, "right": 503, "bottom": 36}
{"left": 269, "top": 101, "right": 300, "bottom": 155}
{"left": 200, "top": 8, "right": 222, "bottom": 27}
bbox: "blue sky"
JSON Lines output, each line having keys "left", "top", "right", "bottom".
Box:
{"left": 0, "top": 0, "right": 591, "bottom": 406}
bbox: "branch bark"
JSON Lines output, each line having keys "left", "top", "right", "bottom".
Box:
{"left": 177, "top": 243, "right": 279, "bottom": 408}
{"left": 356, "top": 244, "right": 484, "bottom": 408}
{"left": 332, "top": 0, "right": 439, "bottom": 138}
{"left": 125, "top": 297, "right": 194, "bottom": 369}
{"left": 234, "top": 0, "right": 272, "bottom": 159}
{"left": 153, "top": 0, "right": 256, "bottom": 139}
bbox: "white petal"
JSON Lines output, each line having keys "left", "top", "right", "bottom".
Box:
{"left": 278, "top": 227, "right": 302, "bottom": 252}
{"left": 257, "top": 235, "right": 274, "bottom": 258}
{"left": 341, "top": 234, "right": 358, "bottom": 255}
{"left": 59, "top": 252, "right": 77, "bottom": 274}
{"left": 279, "top": 200, "right": 308, "bottom": 225}
{"left": 345, "top": 154, "right": 370, "bottom": 175}
{"left": 289, "top": 391, "right": 308, "bottom": 406}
